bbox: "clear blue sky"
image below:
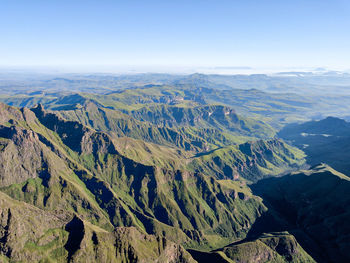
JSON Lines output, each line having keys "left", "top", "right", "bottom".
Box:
{"left": 1, "top": 0, "right": 350, "bottom": 70}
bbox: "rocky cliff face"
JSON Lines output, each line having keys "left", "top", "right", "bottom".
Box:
{"left": 0, "top": 190, "right": 195, "bottom": 263}
{"left": 129, "top": 104, "right": 274, "bottom": 138}
{"left": 0, "top": 103, "right": 272, "bottom": 261}
{"left": 0, "top": 125, "right": 45, "bottom": 186}
{"left": 32, "top": 104, "right": 118, "bottom": 155}
{"left": 58, "top": 102, "right": 211, "bottom": 152}
{"left": 0, "top": 191, "right": 69, "bottom": 262}
{"left": 0, "top": 102, "right": 346, "bottom": 263}
{"left": 189, "top": 139, "right": 305, "bottom": 181}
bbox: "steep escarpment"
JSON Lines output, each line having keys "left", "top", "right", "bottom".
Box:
{"left": 56, "top": 101, "right": 276, "bottom": 153}
{"left": 0, "top": 124, "right": 113, "bottom": 229}
{"left": 0, "top": 103, "right": 275, "bottom": 261}
{"left": 29, "top": 105, "right": 266, "bottom": 249}
{"left": 0, "top": 92, "right": 348, "bottom": 263}
{"left": 129, "top": 104, "right": 238, "bottom": 127}
{"left": 0, "top": 125, "right": 45, "bottom": 186}
{"left": 53, "top": 103, "right": 305, "bottom": 184}
{"left": 0, "top": 191, "right": 195, "bottom": 263}
{"left": 189, "top": 139, "right": 305, "bottom": 182}
{"left": 0, "top": 190, "right": 70, "bottom": 262}
{"left": 129, "top": 104, "right": 275, "bottom": 138}
{"left": 57, "top": 102, "right": 210, "bottom": 152}
{"left": 32, "top": 104, "right": 118, "bottom": 155}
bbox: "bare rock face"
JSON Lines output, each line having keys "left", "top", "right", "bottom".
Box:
{"left": 32, "top": 104, "right": 118, "bottom": 155}
{"left": 0, "top": 191, "right": 69, "bottom": 262}
{"left": 0, "top": 103, "right": 199, "bottom": 262}
{"left": 87, "top": 227, "right": 197, "bottom": 263}
{"left": 0, "top": 125, "right": 45, "bottom": 186}
{"left": 0, "top": 190, "right": 196, "bottom": 263}
{"left": 0, "top": 103, "right": 24, "bottom": 124}
{"left": 0, "top": 102, "right": 327, "bottom": 263}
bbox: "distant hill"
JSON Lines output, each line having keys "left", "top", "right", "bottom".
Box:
{"left": 1, "top": 73, "right": 350, "bottom": 262}
{"left": 4, "top": 81, "right": 350, "bottom": 129}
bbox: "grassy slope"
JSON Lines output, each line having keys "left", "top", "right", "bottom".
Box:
{"left": 54, "top": 102, "right": 306, "bottom": 183}
{"left": 189, "top": 163, "right": 350, "bottom": 263}
{"left": 188, "top": 139, "right": 305, "bottom": 182}
{"left": 188, "top": 232, "right": 315, "bottom": 263}
{"left": 0, "top": 84, "right": 348, "bottom": 262}
{"left": 128, "top": 104, "right": 275, "bottom": 138}
{"left": 0, "top": 190, "right": 195, "bottom": 263}
{"left": 3, "top": 81, "right": 350, "bottom": 129}
{"left": 0, "top": 103, "right": 272, "bottom": 261}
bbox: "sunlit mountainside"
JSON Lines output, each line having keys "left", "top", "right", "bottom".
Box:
{"left": 0, "top": 71, "right": 349, "bottom": 262}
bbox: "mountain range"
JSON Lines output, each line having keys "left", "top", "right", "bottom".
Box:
{"left": 0, "top": 76, "right": 349, "bottom": 262}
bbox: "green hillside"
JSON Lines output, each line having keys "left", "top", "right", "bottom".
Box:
{"left": 188, "top": 139, "right": 305, "bottom": 181}
{"left": 188, "top": 232, "right": 315, "bottom": 263}
{"left": 0, "top": 79, "right": 349, "bottom": 263}
{"left": 4, "top": 81, "right": 350, "bottom": 129}
{"left": 0, "top": 102, "right": 279, "bottom": 261}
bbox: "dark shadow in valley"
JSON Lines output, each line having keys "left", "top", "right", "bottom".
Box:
{"left": 192, "top": 147, "right": 223, "bottom": 158}
{"left": 64, "top": 216, "right": 85, "bottom": 262}
{"left": 247, "top": 172, "right": 350, "bottom": 263}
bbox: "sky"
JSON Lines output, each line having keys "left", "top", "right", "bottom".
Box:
{"left": 1, "top": 0, "right": 350, "bottom": 72}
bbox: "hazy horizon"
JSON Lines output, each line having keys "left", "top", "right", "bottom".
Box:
{"left": 0, "top": 65, "right": 349, "bottom": 76}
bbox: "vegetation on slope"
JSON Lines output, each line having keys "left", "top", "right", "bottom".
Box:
{"left": 0, "top": 190, "right": 195, "bottom": 263}
{"left": 188, "top": 139, "right": 305, "bottom": 182}
{"left": 188, "top": 232, "right": 315, "bottom": 263}
{"left": 0, "top": 103, "right": 281, "bottom": 261}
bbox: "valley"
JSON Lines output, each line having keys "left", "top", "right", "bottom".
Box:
{"left": 0, "top": 73, "right": 349, "bottom": 262}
